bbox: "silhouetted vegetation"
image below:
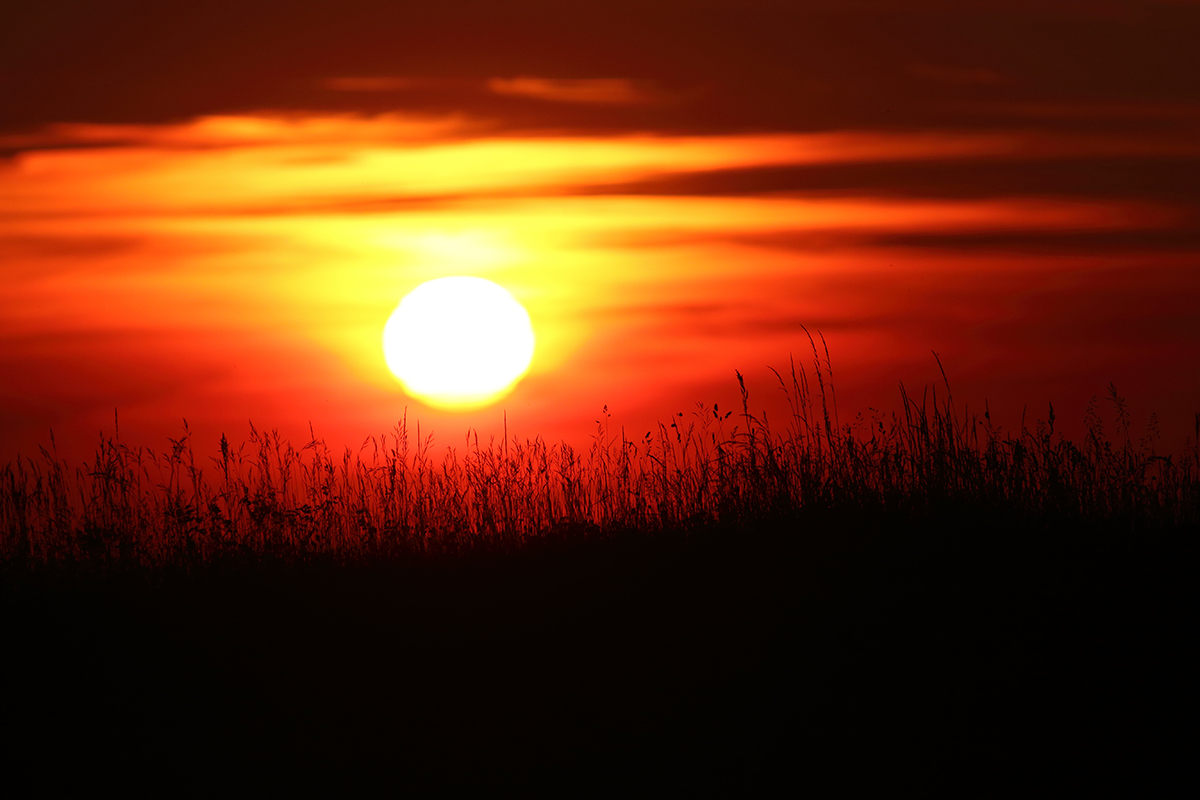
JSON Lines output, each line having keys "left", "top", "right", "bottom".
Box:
{"left": 3, "top": 345, "right": 1196, "bottom": 788}
{"left": 3, "top": 343, "right": 1198, "bottom": 569}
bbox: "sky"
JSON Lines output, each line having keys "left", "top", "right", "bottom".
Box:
{"left": 2, "top": 0, "right": 1199, "bottom": 464}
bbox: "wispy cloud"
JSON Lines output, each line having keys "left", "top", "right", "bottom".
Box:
{"left": 9, "top": 118, "right": 1197, "bottom": 218}
{"left": 963, "top": 100, "right": 1200, "bottom": 121}
{"left": 487, "top": 77, "right": 659, "bottom": 105}
{"left": 0, "top": 113, "right": 477, "bottom": 153}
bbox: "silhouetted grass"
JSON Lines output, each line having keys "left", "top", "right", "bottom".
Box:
{"left": 3, "top": 341, "right": 1198, "bottom": 569}
{"left": 4, "top": 344, "right": 1197, "bottom": 789}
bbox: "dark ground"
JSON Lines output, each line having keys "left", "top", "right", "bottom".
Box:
{"left": 2, "top": 509, "right": 1194, "bottom": 792}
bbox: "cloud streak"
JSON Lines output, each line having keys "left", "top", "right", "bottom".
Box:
{"left": 487, "top": 78, "right": 660, "bottom": 105}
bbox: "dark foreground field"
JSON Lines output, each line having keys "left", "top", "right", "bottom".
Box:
{"left": 3, "top": 368, "right": 1197, "bottom": 789}
{"left": 3, "top": 509, "right": 1194, "bottom": 791}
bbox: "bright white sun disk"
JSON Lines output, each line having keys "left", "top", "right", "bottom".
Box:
{"left": 383, "top": 277, "right": 535, "bottom": 409}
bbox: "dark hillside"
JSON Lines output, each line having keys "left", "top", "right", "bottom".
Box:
{"left": 4, "top": 508, "right": 1193, "bottom": 791}
{"left": 3, "top": 363, "right": 1196, "bottom": 789}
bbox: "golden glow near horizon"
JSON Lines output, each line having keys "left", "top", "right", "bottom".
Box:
{"left": 0, "top": 111, "right": 1191, "bottom": 456}
{"left": 383, "top": 277, "right": 535, "bottom": 409}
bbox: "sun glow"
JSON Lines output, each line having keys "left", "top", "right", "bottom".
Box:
{"left": 1, "top": 111, "right": 1192, "bottom": 459}
{"left": 382, "top": 277, "right": 536, "bottom": 409}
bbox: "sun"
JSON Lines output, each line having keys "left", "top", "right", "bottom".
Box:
{"left": 382, "top": 276, "right": 536, "bottom": 409}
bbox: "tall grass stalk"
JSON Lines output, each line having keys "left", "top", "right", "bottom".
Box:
{"left": 3, "top": 349, "right": 1198, "bottom": 567}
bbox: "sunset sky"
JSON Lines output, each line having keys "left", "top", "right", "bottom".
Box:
{"left": 3, "top": 0, "right": 1199, "bottom": 463}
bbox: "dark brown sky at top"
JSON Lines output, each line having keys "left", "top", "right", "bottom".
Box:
{"left": 7, "top": 0, "right": 1200, "bottom": 214}
{"left": 4, "top": 0, "right": 1199, "bottom": 136}
{"left": 4, "top": 0, "right": 1200, "bottom": 217}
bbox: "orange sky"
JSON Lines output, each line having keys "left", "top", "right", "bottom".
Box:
{"left": 2, "top": 1, "right": 1199, "bottom": 463}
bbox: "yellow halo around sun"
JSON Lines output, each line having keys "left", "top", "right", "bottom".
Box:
{"left": 382, "top": 276, "right": 536, "bottom": 410}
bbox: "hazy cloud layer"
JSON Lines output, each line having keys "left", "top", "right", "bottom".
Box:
{"left": 2, "top": 111, "right": 1198, "bottom": 463}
